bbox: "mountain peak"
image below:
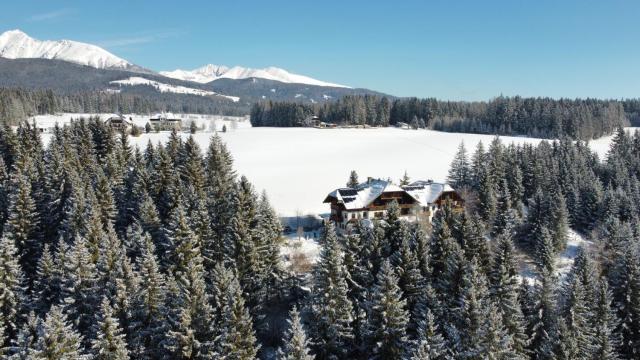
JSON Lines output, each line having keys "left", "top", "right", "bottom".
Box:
{"left": 161, "top": 63, "right": 349, "bottom": 88}
{"left": 0, "top": 29, "right": 133, "bottom": 70}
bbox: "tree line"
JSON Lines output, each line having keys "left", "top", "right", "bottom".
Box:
{"left": 0, "top": 88, "right": 248, "bottom": 125}
{"left": 251, "top": 95, "right": 634, "bottom": 140}
{"left": 0, "top": 115, "right": 640, "bottom": 358}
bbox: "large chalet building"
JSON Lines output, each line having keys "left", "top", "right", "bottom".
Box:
{"left": 323, "top": 178, "right": 463, "bottom": 230}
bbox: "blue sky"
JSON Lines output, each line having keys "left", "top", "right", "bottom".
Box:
{"left": 2, "top": 0, "right": 639, "bottom": 100}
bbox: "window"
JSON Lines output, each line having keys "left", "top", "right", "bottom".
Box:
{"left": 375, "top": 212, "right": 383, "bottom": 218}
{"left": 363, "top": 211, "right": 369, "bottom": 218}
{"left": 401, "top": 208, "right": 410, "bottom": 215}
{"left": 351, "top": 214, "right": 356, "bottom": 219}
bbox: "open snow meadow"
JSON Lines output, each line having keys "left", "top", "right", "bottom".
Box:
{"left": 34, "top": 113, "right": 637, "bottom": 217}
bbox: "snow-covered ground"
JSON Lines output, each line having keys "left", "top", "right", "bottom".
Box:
{"left": 280, "top": 234, "right": 321, "bottom": 274}
{"left": 30, "top": 113, "right": 249, "bottom": 133}
{"left": 33, "top": 114, "right": 636, "bottom": 217}
{"left": 109, "top": 77, "right": 240, "bottom": 102}
{"left": 518, "top": 229, "right": 592, "bottom": 285}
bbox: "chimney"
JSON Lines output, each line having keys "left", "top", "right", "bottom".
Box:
{"left": 367, "top": 177, "right": 373, "bottom": 184}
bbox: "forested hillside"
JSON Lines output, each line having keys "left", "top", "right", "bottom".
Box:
{"left": 251, "top": 96, "right": 635, "bottom": 140}
{"left": 0, "top": 88, "right": 247, "bottom": 125}
{"left": 0, "top": 119, "right": 639, "bottom": 358}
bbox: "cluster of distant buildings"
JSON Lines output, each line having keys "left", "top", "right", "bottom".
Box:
{"left": 27, "top": 112, "right": 186, "bottom": 133}
{"left": 324, "top": 177, "right": 463, "bottom": 231}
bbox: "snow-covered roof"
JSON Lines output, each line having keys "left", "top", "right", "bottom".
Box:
{"left": 324, "top": 178, "right": 455, "bottom": 210}
{"left": 403, "top": 181, "right": 455, "bottom": 205}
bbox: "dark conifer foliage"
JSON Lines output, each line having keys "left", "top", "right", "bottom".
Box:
{"left": 1, "top": 118, "right": 640, "bottom": 359}
{"left": 251, "top": 96, "right": 631, "bottom": 140}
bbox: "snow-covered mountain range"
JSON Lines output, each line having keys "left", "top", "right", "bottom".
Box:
{"left": 0, "top": 29, "right": 134, "bottom": 70}
{"left": 0, "top": 29, "right": 348, "bottom": 88}
{"left": 160, "top": 64, "right": 349, "bottom": 88}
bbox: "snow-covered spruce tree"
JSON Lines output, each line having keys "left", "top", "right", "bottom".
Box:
{"left": 179, "top": 136, "right": 206, "bottom": 195}
{"left": 256, "top": 191, "right": 286, "bottom": 304}
{"left": 309, "top": 221, "right": 354, "bottom": 359}
{"left": 548, "top": 190, "right": 570, "bottom": 252}
{"left": 0, "top": 234, "right": 25, "bottom": 350}
{"left": 6, "top": 311, "right": 38, "bottom": 359}
{"left": 31, "top": 305, "right": 88, "bottom": 360}
{"left": 470, "top": 141, "right": 486, "bottom": 189}
{"left": 3, "top": 169, "right": 40, "bottom": 283}
{"left": 129, "top": 234, "right": 167, "bottom": 360}
{"left": 366, "top": 260, "right": 409, "bottom": 359}
{"left": 559, "top": 276, "right": 596, "bottom": 358}
{"left": 215, "top": 268, "right": 259, "bottom": 359}
{"left": 151, "top": 145, "right": 181, "bottom": 223}
{"left": 614, "top": 249, "right": 640, "bottom": 357}
{"left": 60, "top": 234, "right": 99, "bottom": 344}
{"left": 409, "top": 309, "right": 447, "bottom": 360}
{"left": 277, "top": 306, "right": 314, "bottom": 360}
{"left": 162, "top": 201, "right": 200, "bottom": 274}
{"left": 534, "top": 226, "right": 555, "bottom": 273}
{"left": 204, "top": 134, "right": 237, "bottom": 265}
{"left": 91, "top": 297, "right": 129, "bottom": 360}
{"left": 94, "top": 169, "right": 117, "bottom": 230}
{"left": 391, "top": 235, "right": 424, "bottom": 320}
{"left": 593, "top": 279, "right": 621, "bottom": 360}
{"left": 459, "top": 212, "right": 491, "bottom": 274}
{"left": 31, "top": 244, "right": 59, "bottom": 315}
{"left": 528, "top": 269, "right": 558, "bottom": 360}
{"left": 489, "top": 231, "right": 529, "bottom": 357}
{"left": 492, "top": 179, "right": 517, "bottom": 238}
{"left": 163, "top": 206, "right": 216, "bottom": 359}
{"left": 477, "top": 169, "right": 497, "bottom": 223}
{"left": 400, "top": 170, "right": 411, "bottom": 186}
{"left": 447, "top": 142, "right": 471, "bottom": 190}
{"left": 346, "top": 170, "right": 359, "bottom": 188}
{"left": 452, "top": 258, "right": 513, "bottom": 359}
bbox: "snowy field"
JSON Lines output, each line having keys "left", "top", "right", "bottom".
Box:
{"left": 33, "top": 113, "right": 637, "bottom": 217}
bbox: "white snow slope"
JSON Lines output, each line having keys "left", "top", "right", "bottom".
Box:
{"left": 109, "top": 77, "right": 240, "bottom": 102}
{"left": 37, "top": 121, "right": 635, "bottom": 216}
{"left": 0, "top": 29, "right": 132, "bottom": 70}
{"left": 161, "top": 64, "right": 349, "bottom": 88}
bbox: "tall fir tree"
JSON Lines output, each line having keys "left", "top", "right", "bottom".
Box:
{"left": 277, "top": 306, "right": 314, "bottom": 360}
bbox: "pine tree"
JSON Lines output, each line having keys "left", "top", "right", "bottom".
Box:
{"left": 277, "top": 306, "right": 314, "bottom": 360}
{"left": 447, "top": 142, "right": 471, "bottom": 189}
{"left": 129, "top": 235, "right": 167, "bottom": 360}
{"left": 400, "top": 170, "right": 411, "bottom": 186}
{"left": 216, "top": 269, "right": 259, "bottom": 359}
{"left": 489, "top": 232, "right": 529, "bottom": 357}
{"left": 0, "top": 233, "right": 25, "bottom": 351}
{"left": 492, "top": 179, "right": 517, "bottom": 237}
{"left": 6, "top": 311, "right": 38, "bottom": 359}
{"left": 31, "top": 306, "right": 88, "bottom": 360}
{"left": 593, "top": 279, "right": 621, "bottom": 360}
{"left": 410, "top": 309, "right": 447, "bottom": 360}
{"left": 560, "top": 276, "right": 596, "bottom": 358}
{"left": 535, "top": 226, "right": 555, "bottom": 273}
{"left": 366, "top": 260, "right": 409, "bottom": 359}
{"left": 528, "top": 270, "right": 558, "bottom": 360}
{"left": 310, "top": 222, "right": 354, "bottom": 359}
{"left": 347, "top": 170, "right": 359, "bottom": 188}
{"left": 91, "top": 297, "right": 129, "bottom": 360}
{"left": 3, "top": 169, "right": 40, "bottom": 282}
{"left": 61, "top": 234, "right": 99, "bottom": 342}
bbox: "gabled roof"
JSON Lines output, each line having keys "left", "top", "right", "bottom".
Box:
{"left": 324, "top": 178, "right": 456, "bottom": 210}
{"left": 403, "top": 181, "right": 455, "bottom": 205}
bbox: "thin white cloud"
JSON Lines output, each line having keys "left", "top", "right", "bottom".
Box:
{"left": 96, "top": 30, "right": 184, "bottom": 49}
{"left": 28, "top": 9, "right": 72, "bottom": 22}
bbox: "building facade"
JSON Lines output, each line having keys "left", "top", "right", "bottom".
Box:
{"left": 323, "top": 178, "right": 463, "bottom": 230}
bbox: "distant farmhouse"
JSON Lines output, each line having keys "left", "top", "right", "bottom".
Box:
{"left": 323, "top": 178, "right": 463, "bottom": 230}
{"left": 104, "top": 114, "right": 133, "bottom": 132}
{"left": 149, "top": 112, "right": 182, "bottom": 131}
